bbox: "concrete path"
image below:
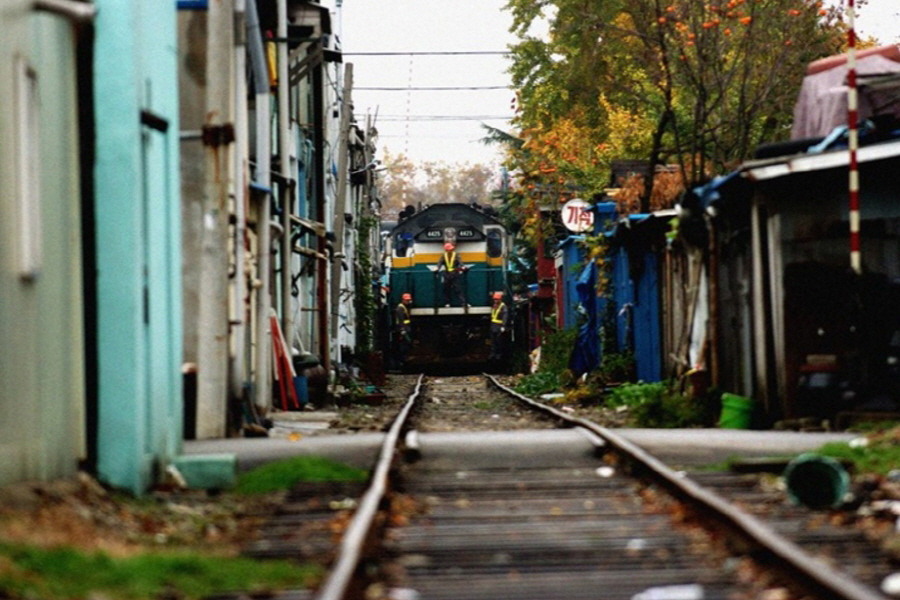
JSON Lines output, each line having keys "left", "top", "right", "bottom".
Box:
{"left": 183, "top": 427, "right": 859, "bottom": 473}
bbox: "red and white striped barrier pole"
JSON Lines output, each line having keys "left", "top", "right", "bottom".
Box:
{"left": 847, "top": 0, "right": 861, "bottom": 274}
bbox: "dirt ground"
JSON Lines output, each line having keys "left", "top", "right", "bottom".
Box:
{"left": 1, "top": 373, "right": 897, "bottom": 566}
{"left": 0, "top": 374, "right": 498, "bottom": 558}
{"left": 326, "top": 373, "right": 631, "bottom": 433}
{"left": 0, "top": 471, "right": 284, "bottom": 559}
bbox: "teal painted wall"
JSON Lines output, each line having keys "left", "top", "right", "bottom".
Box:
{"left": 0, "top": 4, "right": 86, "bottom": 486}
{"left": 93, "top": 0, "right": 183, "bottom": 494}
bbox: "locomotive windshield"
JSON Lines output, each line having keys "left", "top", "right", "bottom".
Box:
{"left": 394, "top": 232, "right": 413, "bottom": 257}
{"left": 486, "top": 229, "right": 503, "bottom": 258}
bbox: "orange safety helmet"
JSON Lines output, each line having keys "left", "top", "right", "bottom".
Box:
{"left": 401, "top": 293, "right": 412, "bottom": 301}
{"left": 443, "top": 242, "right": 455, "bottom": 251}
{"left": 492, "top": 291, "right": 503, "bottom": 300}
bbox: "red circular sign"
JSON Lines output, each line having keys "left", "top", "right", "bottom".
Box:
{"left": 561, "top": 199, "right": 594, "bottom": 233}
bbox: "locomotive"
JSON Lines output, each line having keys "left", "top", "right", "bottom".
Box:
{"left": 384, "top": 202, "right": 511, "bottom": 370}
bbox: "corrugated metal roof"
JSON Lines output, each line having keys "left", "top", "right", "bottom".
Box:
{"left": 743, "top": 138, "right": 900, "bottom": 181}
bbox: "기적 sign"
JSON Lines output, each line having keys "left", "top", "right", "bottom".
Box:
{"left": 561, "top": 199, "right": 594, "bottom": 233}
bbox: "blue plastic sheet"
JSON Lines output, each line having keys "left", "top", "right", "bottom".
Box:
{"left": 569, "top": 261, "right": 599, "bottom": 377}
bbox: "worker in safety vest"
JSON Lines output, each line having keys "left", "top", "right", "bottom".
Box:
{"left": 394, "top": 293, "right": 413, "bottom": 368}
{"left": 436, "top": 242, "right": 468, "bottom": 307}
{"left": 488, "top": 291, "right": 508, "bottom": 361}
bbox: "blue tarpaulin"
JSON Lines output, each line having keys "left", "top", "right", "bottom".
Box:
{"left": 569, "top": 261, "right": 599, "bottom": 376}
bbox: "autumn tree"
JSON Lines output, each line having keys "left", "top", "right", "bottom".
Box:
{"left": 419, "top": 161, "right": 498, "bottom": 205}
{"left": 375, "top": 150, "right": 422, "bottom": 220}
{"left": 627, "top": 0, "right": 845, "bottom": 183}
{"left": 375, "top": 148, "right": 501, "bottom": 219}
{"left": 502, "top": 0, "right": 846, "bottom": 237}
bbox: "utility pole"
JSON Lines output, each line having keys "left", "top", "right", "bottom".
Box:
{"left": 196, "top": 0, "right": 235, "bottom": 438}
{"left": 331, "top": 63, "right": 353, "bottom": 353}
{"left": 846, "top": 0, "right": 862, "bottom": 274}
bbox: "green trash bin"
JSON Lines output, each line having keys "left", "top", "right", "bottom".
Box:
{"left": 718, "top": 393, "right": 753, "bottom": 429}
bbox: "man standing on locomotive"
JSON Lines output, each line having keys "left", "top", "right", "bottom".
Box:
{"left": 488, "top": 291, "right": 508, "bottom": 362}
{"left": 437, "top": 242, "right": 468, "bottom": 307}
{"left": 394, "top": 293, "right": 413, "bottom": 369}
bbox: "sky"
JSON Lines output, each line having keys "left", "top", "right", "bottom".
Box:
{"left": 339, "top": 0, "right": 900, "bottom": 169}
{"left": 339, "top": 0, "right": 517, "bottom": 168}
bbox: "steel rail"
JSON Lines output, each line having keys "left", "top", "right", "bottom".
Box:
{"left": 314, "top": 374, "right": 424, "bottom": 600}
{"left": 486, "top": 374, "right": 886, "bottom": 600}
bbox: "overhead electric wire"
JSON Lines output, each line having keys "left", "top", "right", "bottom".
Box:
{"left": 343, "top": 50, "right": 510, "bottom": 56}
{"left": 360, "top": 115, "right": 512, "bottom": 121}
{"left": 343, "top": 48, "right": 514, "bottom": 161}
{"left": 356, "top": 85, "right": 510, "bottom": 91}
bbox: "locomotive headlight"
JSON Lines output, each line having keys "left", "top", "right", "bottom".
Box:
{"left": 443, "top": 227, "right": 457, "bottom": 243}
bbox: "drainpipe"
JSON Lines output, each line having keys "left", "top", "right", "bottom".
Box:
{"left": 277, "top": 0, "right": 293, "bottom": 350}
{"left": 707, "top": 217, "right": 719, "bottom": 388}
{"left": 750, "top": 204, "right": 770, "bottom": 414}
{"left": 313, "top": 61, "right": 330, "bottom": 374}
{"left": 246, "top": 0, "right": 272, "bottom": 412}
{"left": 331, "top": 63, "right": 353, "bottom": 350}
{"left": 196, "top": 0, "right": 234, "bottom": 439}
{"left": 231, "top": 0, "right": 248, "bottom": 406}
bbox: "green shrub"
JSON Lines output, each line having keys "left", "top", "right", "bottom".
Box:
{"left": 514, "top": 370, "right": 564, "bottom": 397}
{"left": 537, "top": 328, "right": 578, "bottom": 374}
{"left": 599, "top": 351, "right": 635, "bottom": 383}
{"left": 514, "top": 328, "right": 578, "bottom": 396}
{"left": 606, "top": 381, "right": 666, "bottom": 409}
{"left": 605, "top": 381, "right": 709, "bottom": 428}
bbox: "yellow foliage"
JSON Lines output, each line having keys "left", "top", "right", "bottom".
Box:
{"left": 514, "top": 111, "right": 611, "bottom": 201}
{"left": 599, "top": 95, "right": 654, "bottom": 160}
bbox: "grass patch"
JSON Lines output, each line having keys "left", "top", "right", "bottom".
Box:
{"left": 0, "top": 543, "right": 321, "bottom": 600}
{"left": 816, "top": 426, "right": 900, "bottom": 476}
{"left": 0, "top": 456, "right": 370, "bottom": 599}
{"left": 234, "top": 455, "right": 369, "bottom": 495}
{"left": 473, "top": 399, "right": 506, "bottom": 411}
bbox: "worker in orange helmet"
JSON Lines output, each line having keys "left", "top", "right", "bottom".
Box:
{"left": 436, "top": 241, "right": 468, "bottom": 307}
{"left": 393, "top": 292, "right": 414, "bottom": 370}
{"left": 488, "top": 291, "right": 509, "bottom": 362}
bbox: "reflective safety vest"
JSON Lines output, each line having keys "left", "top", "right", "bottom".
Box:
{"left": 491, "top": 302, "right": 506, "bottom": 324}
{"left": 398, "top": 303, "right": 410, "bottom": 324}
{"left": 443, "top": 251, "right": 458, "bottom": 272}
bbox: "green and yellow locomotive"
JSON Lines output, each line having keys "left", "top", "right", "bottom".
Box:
{"left": 385, "top": 203, "right": 511, "bottom": 370}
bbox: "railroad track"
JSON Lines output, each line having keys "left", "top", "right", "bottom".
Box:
{"left": 240, "top": 374, "right": 894, "bottom": 600}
